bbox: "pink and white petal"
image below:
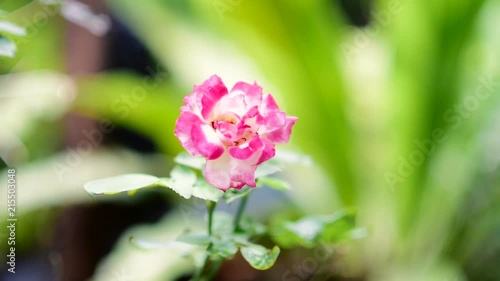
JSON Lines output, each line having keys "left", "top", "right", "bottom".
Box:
{"left": 259, "top": 93, "right": 280, "bottom": 116}
{"left": 195, "top": 75, "right": 229, "bottom": 119}
{"left": 230, "top": 181, "right": 246, "bottom": 190}
{"left": 228, "top": 156, "right": 259, "bottom": 187}
{"left": 174, "top": 111, "right": 204, "bottom": 156}
{"left": 192, "top": 124, "right": 225, "bottom": 160}
{"left": 238, "top": 106, "right": 259, "bottom": 132}
{"left": 228, "top": 135, "right": 264, "bottom": 160}
{"left": 216, "top": 93, "right": 248, "bottom": 118}
{"left": 262, "top": 115, "right": 298, "bottom": 144}
{"left": 181, "top": 91, "right": 203, "bottom": 117}
{"left": 259, "top": 111, "right": 286, "bottom": 131}
{"left": 205, "top": 152, "right": 232, "bottom": 191}
{"left": 215, "top": 121, "right": 240, "bottom": 143}
{"left": 257, "top": 138, "right": 276, "bottom": 165}
{"left": 230, "top": 81, "right": 263, "bottom": 107}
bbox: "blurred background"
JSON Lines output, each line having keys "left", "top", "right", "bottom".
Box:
{"left": 0, "top": 0, "right": 499, "bottom": 280}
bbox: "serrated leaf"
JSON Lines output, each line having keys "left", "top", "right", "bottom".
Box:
{"left": 257, "top": 177, "right": 290, "bottom": 190}
{"left": 0, "top": 37, "right": 16, "bottom": 58}
{"left": 223, "top": 186, "right": 252, "bottom": 204}
{"left": 0, "top": 21, "right": 26, "bottom": 36}
{"left": 161, "top": 165, "right": 197, "bottom": 199}
{"left": 255, "top": 160, "right": 281, "bottom": 178}
{"left": 241, "top": 244, "right": 280, "bottom": 270}
{"left": 192, "top": 180, "right": 224, "bottom": 202}
{"left": 174, "top": 152, "right": 205, "bottom": 170}
{"left": 84, "top": 174, "right": 160, "bottom": 195}
{"left": 176, "top": 233, "right": 211, "bottom": 246}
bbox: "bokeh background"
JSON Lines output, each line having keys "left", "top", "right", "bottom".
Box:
{"left": 0, "top": 0, "right": 499, "bottom": 280}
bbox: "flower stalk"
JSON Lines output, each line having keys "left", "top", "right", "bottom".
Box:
{"left": 191, "top": 201, "right": 217, "bottom": 281}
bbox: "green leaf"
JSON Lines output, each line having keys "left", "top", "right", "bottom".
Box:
{"left": 0, "top": 21, "right": 26, "bottom": 36}
{"left": 239, "top": 216, "right": 266, "bottom": 236}
{"left": 84, "top": 174, "right": 160, "bottom": 195}
{"left": 174, "top": 152, "right": 205, "bottom": 170}
{"left": 208, "top": 237, "right": 238, "bottom": 259}
{"left": 257, "top": 177, "right": 291, "bottom": 190}
{"left": 160, "top": 165, "right": 197, "bottom": 199}
{"left": 192, "top": 180, "right": 224, "bottom": 202}
{"left": 0, "top": 37, "right": 16, "bottom": 58}
{"left": 241, "top": 244, "right": 280, "bottom": 270}
{"left": 270, "top": 209, "right": 361, "bottom": 248}
{"left": 285, "top": 216, "right": 325, "bottom": 244}
{"left": 176, "top": 233, "right": 211, "bottom": 246}
{"left": 255, "top": 160, "right": 281, "bottom": 178}
{"left": 223, "top": 186, "right": 252, "bottom": 204}
{"left": 320, "top": 211, "right": 366, "bottom": 243}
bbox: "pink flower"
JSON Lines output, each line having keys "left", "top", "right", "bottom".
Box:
{"left": 174, "top": 75, "right": 297, "bottom": 191}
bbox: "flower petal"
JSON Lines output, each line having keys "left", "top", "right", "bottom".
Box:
{"left": 205, "top": 153, "right": 232, "bottom": 191}
{"left": 205, "top": 149, "right": 262, "bottom": 190}
{"left": 259, "top": 93, "right": 280, "bottom": 116}
{"left": 174, "top": 111, "right": 204, "bottom": 156}
{"left": 196, "top": 75, "right": 228, "bottom": 119}
{"left": 229, "top": 135, "right": 263, "bottom": 160}
{"left": 217, "top": 93, "right": 248, "bottom": 118}
{"left": 257, "top": 138, "right": 276, "bottom": 164}
{"left": 191, "top": 123, "right": 225, "bottom": 160}
{"left": 231, "top": 81, "right": 263, "bottom": 108}
{"left": 181, "top": 91, "right": 203, "bottom": 118}
{"left": 262, "top": 115, "right": 298, "bottom": 144}
{"left": 228, "top": 154, "right": 260, "bottom": 187}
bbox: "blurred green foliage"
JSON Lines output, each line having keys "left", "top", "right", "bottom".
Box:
{"left": 0, "top": 0, "right": 499, "bottom": 280}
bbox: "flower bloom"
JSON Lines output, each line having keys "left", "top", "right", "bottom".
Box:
{"left": 174, "top": 75, "right": 297, "bottom": 191}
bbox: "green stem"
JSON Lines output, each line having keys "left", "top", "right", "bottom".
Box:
{"left": 192, "top": 192, "right": 252, "bottom": 281}
{"left": 205, "top": 192, "right": 252, "bottom": 281}
{"left": 191, "top": 201, "right": 217, "bottom": 281}
{"left": 207, "top": 201, "right": 216, "bottom": 236}
{"left": 233, "top": 192, "right": 250, "bottom": 232}
{"left": 205, "top": 259, "right": 223, "bottom": 280}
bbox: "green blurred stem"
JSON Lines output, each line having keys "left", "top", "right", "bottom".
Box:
{"left": 207, "top": 201, "right": 216, "bottom": 236}
{"left": 192, "top": 191, "right": 251, "bottom": 281}
{"left": 233, "top": 191, "right": 250, "bottom": 232}
{"left": 191, "top": 201, "right": 217, "bottom": 281}
{"left": 207, "top": 192, "right": 252, "bottom": 279}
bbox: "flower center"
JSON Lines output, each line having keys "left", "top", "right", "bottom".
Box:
{"left": 211, "top": 115, "right": 255, "bottom": 147}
